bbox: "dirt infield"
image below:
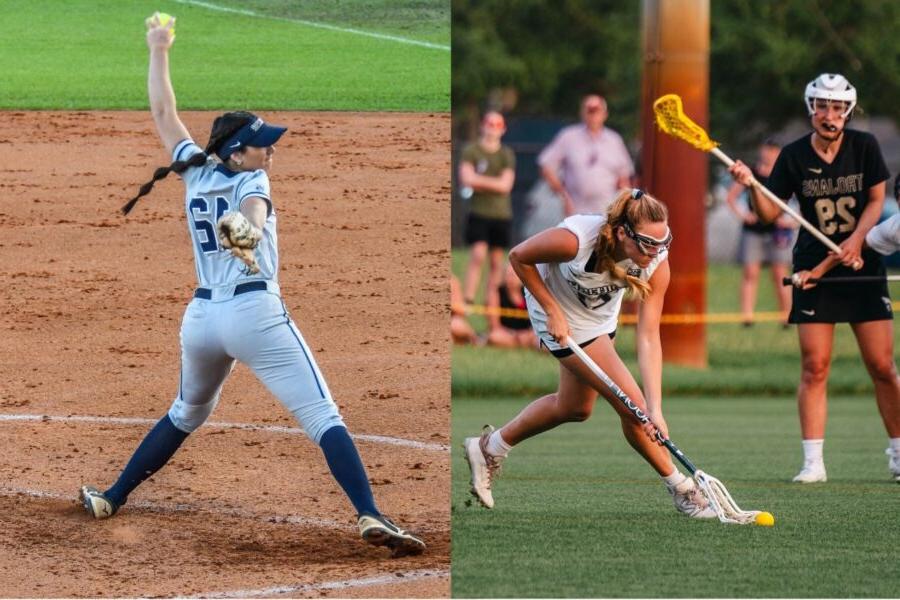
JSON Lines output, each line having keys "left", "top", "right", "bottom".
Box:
{"left": 0, "top": 111, "right": 450, "bottom": 598}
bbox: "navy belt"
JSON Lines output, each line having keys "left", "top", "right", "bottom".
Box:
{"left": 194, "top": 280, "right": 268, "bottom": 300}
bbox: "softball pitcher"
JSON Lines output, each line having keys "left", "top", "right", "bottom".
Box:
{"left": 78, "top": 14, "right": 425, "bottom": 558}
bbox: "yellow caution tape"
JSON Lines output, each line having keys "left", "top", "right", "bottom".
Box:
{"left": 454, "top": 302, "right": 900, "bottom": 326}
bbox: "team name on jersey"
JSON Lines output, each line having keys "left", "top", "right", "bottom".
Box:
{"left": 801, "top": 173, "right": 863, "bottom": 198}
{"left": 566, "top": 279, "right": 622, "bottom": 310}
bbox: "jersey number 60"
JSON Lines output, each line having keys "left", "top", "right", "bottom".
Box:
{"left": 190, "top": 196, "right": 229, "bottom": 253}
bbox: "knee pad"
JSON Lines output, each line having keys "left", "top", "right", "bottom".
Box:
{"left": 167, "top": 395, "right": 219, "bottom": 433}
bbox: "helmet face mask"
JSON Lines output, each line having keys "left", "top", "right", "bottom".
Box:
{"left": 804, "top": 73, "right": 857, "bottom": 119}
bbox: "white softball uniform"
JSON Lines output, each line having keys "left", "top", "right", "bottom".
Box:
{"left": 866, "top": 214, "right": 900, "bottom": 256}
{"left": 525, "top": 214, "right": 667, "bottom": 352}
{"left": 166, "top": 139, "right": 344, "bottom": 442}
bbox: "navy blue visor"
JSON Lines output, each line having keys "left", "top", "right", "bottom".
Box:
{"left": 216, "top": 117, "right": 287, "bottom": 161}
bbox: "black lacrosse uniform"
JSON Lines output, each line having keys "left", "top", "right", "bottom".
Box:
{"left": 767, "top": 129, "right": 892, "bottom": 323}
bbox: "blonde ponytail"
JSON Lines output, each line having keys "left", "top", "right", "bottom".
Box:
{"left": 594, "top": 189, "right": 669, "bottom": 301}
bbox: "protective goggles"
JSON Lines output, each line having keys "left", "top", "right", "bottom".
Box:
{"left": 623, "top": 221, "right": 672, "bottom": 256}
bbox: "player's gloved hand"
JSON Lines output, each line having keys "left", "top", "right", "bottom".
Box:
{"left": 217, "top": 212, "right": 262, "bottom": 274}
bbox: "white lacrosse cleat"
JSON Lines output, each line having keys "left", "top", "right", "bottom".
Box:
{"left": 886, "top": 448, "right": 900, "bottom": 483}
{"left": 669, "top": 477, "right": 717, "bottom": 519}
{"left": 463, "top": 425, "right": 503, "bottom": 509}
{"left": 792, "top": 461, "right": 827, "bottom": 483}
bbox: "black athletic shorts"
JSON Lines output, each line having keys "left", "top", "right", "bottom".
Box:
{"left": 789, "top": 279, "right": 893, "bottom": 324}
{"left": 541, "top": 331, "right": 616, "bottom": 358}
{"left": 465, "top": 213, "right": 511, "bottom": 248}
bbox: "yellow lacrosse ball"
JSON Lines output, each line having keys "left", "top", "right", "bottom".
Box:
{"left": 755, "top": 511, "right": 775, "bottom": 527}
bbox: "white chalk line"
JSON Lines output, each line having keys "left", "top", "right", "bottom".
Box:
{"left": 171, "top": 0, "right": 450, "bottom": 51}
{"left": 192, "top": 569, "right": 449, "bottom": 599}
{"left": 0, "top": 413, "right": 449, "bottom": 453}
{"left": 0, "top": 485, "right": 350, "bottom": 530}
{"left": 3, "top": 486, "right": 448, "bottom": 599}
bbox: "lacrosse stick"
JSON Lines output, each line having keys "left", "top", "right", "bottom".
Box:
{"left": 565, "top": 336, "right": 764, "bottom": 525}
{"left": 783, "top": 274, "right": 900, "bottom": 286}
{"left": 653, "top": 94, "right": 858, "bottom": 268}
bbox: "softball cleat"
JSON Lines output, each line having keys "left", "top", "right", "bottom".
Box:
{"left": 792, "top": 462, "right": 827, "bottom": 483}
{"left": 358, "top": 513, "right": 425, "bottom": 558}
{"left": 463, "top": 425, "right": 503, "bottom": 509}
{"left": 79, "top": 485, "right": 119, "bottom": 519}
{"left": 669, "top": 478, "right": 717, "bottom": 519}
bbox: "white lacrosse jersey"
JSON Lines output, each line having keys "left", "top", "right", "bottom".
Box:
{"left": 525, "top": 214, "right": 668, "bottom": 350}
{"left": 173, "top": 139, "right": 279, "bottom": 288}
{"left": 866, "top": 214, "right": 900, "bottom": 256}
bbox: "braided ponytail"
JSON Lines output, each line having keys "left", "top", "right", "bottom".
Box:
{"left": 121, "top": 111, "right": 256, "bottom": 215}
{"left": 594, "top": 189, "right": 669, "bottom": 301}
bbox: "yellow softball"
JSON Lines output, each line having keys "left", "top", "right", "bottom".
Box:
{"left": 147, "top": 11, "right": 175, "bottom": 36}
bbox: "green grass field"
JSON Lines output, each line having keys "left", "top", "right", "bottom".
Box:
{"left": 0, "top": 0, "right": 449, "bottom": 111}
{"left": 453, "top": 250, "right": 900, "bottom": 597}
{"left": 452, "top": 395, "right": 898, "bottom": 598}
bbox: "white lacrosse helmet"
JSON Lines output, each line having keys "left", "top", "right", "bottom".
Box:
{"left": 804, "top": 73, "right": 857, "bottom": 118}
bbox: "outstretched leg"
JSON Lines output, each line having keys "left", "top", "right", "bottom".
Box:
{"left": 81, "top": 305, "right": 234, "bottom": 517}
{"left": 83, "top": 414, "right": 191, "bottom": 517}
{"left": 234, "top": 296, "right": 424, "bottom": 556}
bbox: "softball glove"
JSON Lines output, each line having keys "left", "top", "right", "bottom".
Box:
{"left": 217, "top": 212, "right": 262, "bottom": 274}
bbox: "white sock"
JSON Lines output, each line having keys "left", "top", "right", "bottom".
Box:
{"left": 661, "top": 469, "right": 686, "bottom": 488}
{"left": 486, "top": 430, "right": 512, "bottom": 458}
{"left": 889, "top": 438, "right": 900, "bottom": 456}
{"left": 801, "top": 439, "right": 825, "bottom": 464}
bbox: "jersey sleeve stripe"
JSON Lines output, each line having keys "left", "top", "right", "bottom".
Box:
{"left": 172, "top": 138, "right": 194, "bottom": 162}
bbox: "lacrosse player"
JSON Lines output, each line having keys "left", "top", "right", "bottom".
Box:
{"left": 464, "top": 189, "right": 717, "bottom": 517}
{"left": 729, "top": 74, "right": 900, "bottom": 484}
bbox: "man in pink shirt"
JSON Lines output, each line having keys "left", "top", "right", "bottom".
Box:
{"left": 538, "top": 94, "right": 635, "bottom": 215}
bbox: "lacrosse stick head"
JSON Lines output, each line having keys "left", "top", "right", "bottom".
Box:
{"left": 652, "top": 94, "right": 719, "bottom": 152}
{"left": 693, "top": 470, "right": 759, "bottom": 525}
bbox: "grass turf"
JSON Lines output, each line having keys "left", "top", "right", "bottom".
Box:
{"left": 453, "top": 249, "right": 899, "bottom": 596}
{"left": 452, "top": 395, "right": 899, "bottom": 598}
{"left": 0, "top": 0, "right": 449, "bottom": 111}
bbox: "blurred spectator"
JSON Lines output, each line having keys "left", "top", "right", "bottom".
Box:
{"left": 724, "top": 138, "right": 795, "bottom": 325}
{"left": 459, "top": 111, "right": 516, "bottom": 304}
{"left": 538, "top": 94, "right": 634, "bottom": 216}
{"left": 486, "top": 263, "right": 538, "bottom": 349}
{"left": 451, "top": 275, "right": 479, "bottom": 345}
